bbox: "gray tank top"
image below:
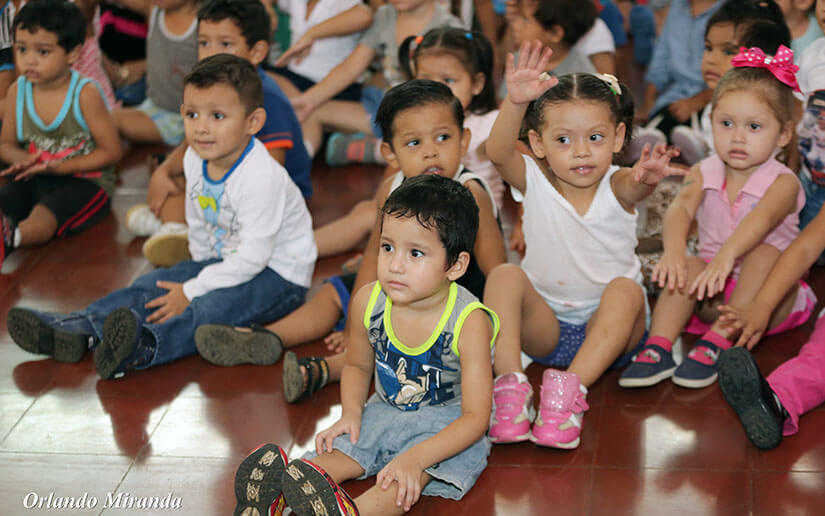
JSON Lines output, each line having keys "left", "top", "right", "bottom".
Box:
{"left": 146, "top": 6, "right": 198, "bottom": 112}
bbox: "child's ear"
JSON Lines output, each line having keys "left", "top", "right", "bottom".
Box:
{"left": 380, "top": 140, "right": 400, "bottom": 170}
{"left": 248, "top": 40, "right": 270, "bottom": 67}
{"left": 460, "top": 127, "right": 471, "bottom": 158}
{"left": 471, "top": 72, "right": 485, "bottom": 97}
{"left": 446, "top": 251, "right": 470, "bottom": 281}
{"left": 548, "top": 25, "right": 565, "bottom": 46}
{"left": 527, "top": 129, "right": 546, "bottom": 159}
{"left": 613, "top": 122, "right": 627, "bottom": 154}
{"left": 66, "top": 45, "right": 81, "bottom": 66}
{"left": 245, "top": 107, "right": 267, "bottom": 135}
{"left": 777, "top": 120, "right": 794, "bottom": 148}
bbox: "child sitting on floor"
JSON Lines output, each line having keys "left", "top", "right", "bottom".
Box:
{"left": 6, "top": 55, "right": 316, "bottom": 379}
{"left": 620, "top": 45, "right": 816, "bottom": 390}
{"left": 194, "top": 79, "right": 506, "bottom": 403}
{"left": 0, "top": 0, "right": 121, "bottom": 269}
{"left": 232, "top": 173, "right": 499, "bottom": 516}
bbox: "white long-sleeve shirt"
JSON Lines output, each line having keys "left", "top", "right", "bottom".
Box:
{"left": 182, "top": 138, "right": 316, "bottom": 300}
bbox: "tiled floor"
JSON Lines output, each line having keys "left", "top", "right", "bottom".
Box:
{"left": 2, "top": 146, "right": 825, "bottom": 515}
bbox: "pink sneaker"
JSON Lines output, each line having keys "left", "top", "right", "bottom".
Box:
{"left": 489, "top": 373, "right": 534, "bottom": 443}
{"left": 530, "top": 369, "right": 589, "bottom": 449}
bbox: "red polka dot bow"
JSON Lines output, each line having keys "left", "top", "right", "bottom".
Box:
{"left": 731, "top": 45, "right": 800, "bottom": 92}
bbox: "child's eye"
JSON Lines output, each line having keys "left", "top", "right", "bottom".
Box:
{"left": 405, "top": 139, "right": 419, "bottom": 147}
{"left": 185, "top": 111, "right": 198, "bottom": 119}
{"left": 557, "top": 136, "right": 570, "bottom": 144}
{"left": 724, "top": 48, "right": 737, "bottom": 57}
{"left": 198, "top": 40, "right": 208, "bottom": 47}
{"left": 749, "top": 123, "right": 761, "bottom": 131}
{"left": 443, "top": 77, "right": 455, "bottom": 84}
{"left": 590, "top": 133, "right": 604, "bottom": 142}
{"left": 436, "top": 133, "right": 450, "bottom": 142}
{"left": 381, "top": 243, "right": 394, "bottom": 253}
{"left": 411, "top": 249, "right": 424, "bottom": 258}
{"left": 38, "top": 49, "right": 49, "bottom": 56}
{"left": 722, "top": 120, "right": 733, "bottom": 127}
{"left": 221, "top": 41, "right": 232, "bottom": 48}
{"left": 212, "top": 112, "right": 225, "bottom": 120}
{"left": 703, "top": 42, "right": 711, "bottom": 52}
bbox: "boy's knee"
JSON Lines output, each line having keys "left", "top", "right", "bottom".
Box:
{"left": 605, "top": 277, "right": 645, "bottom": 306}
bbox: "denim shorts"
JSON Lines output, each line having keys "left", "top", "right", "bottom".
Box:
{"left": 303, "top": 394, "right": 490, "bottom": 500}
{"left": 135, "top": 97, "right": 184, "bottom": 145}
{"left": 530, "top": 319, "right": 647, "bottom": 370}
{"left": 360, "top": 85, "right": 385, "bottom": 139}
{"left": 326, "top": 272, "right": 355, "bottom": 332}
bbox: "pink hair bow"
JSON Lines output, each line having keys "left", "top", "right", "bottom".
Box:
{"left": 731, "top": 45, "right": 800, "bottom": 92}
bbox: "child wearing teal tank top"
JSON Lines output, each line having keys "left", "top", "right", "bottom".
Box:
{"left": 0, "top": 0, "right": 121, "bottom": 269}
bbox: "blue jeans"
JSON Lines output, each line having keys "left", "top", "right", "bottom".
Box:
{"left": 81, "top": 259, "right": 307, "bottom": 368}
{"left": 800, "top": 172, "right": 825, "bottom": 231}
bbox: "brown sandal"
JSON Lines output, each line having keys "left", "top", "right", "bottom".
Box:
{"left": 282, "top": 351, "right": 330, "bottom": 403}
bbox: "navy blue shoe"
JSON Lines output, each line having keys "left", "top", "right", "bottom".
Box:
{"left": 619, "top": 343, "right": 677, "bottom": 388}
{"left": 7, "top": 307, "right": 95, "bottom": 363}
{"left": 718, "top": 347, "right": 787, "bottom": 450}
{"left": 672, "top": 340, "right": 721, "bottom": 389}
{"left": 95, "top": 308, "right": 155, "bottom": 379}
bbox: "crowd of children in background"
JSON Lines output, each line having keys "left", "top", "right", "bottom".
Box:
{"left": 2, "top": 0, "right": 825, "bottom": 515}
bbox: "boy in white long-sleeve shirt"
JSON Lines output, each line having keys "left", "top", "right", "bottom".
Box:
{"left": 6, "top": 54, "right": 316, "bottom": 379}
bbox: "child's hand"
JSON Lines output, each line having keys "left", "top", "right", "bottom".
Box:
{"left": 651, "top": 251, "right": 688, "bottom": 291}
{"left": 147, "top": 164, "right": 183, "bottom": 216}
{"left": 633, "top": 143, "right": 683, "bottom": 187}
{"left": 690, "top": 251, "right": 734, "bottom": 301}
{"left": 505, "top": 40, "right": 557, "bottom": 105}
{"left": 324, "top": 331, "right": 346, "bottom": 352}
{"left": 718, "top": 301, "right": 771, "bottom": 349}
{"left": 508, "top": 218, "right": 525, "bottom": 256}
{"left": 144, "top": 281, "right": 190, "bottom": 324}
{"left": 12, "top": 160, "right": 54, "bottom": 180}
{"left": 1, "top": 152, "right": 42, "bottom": 178}
{"left": 315, "top": 413, "right": 361, "bottom": 454}
{"left": 274, "top": 34, "right": 314, "bottom": 67}
{"left": 377, "top": 451, "right": 426, "bottom": 512}
{"left": 290, "top": 94, "right": 315, "bottom": 122}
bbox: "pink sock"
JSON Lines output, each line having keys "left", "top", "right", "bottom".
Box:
{"left": 702, "top": 330, "right": 733, "bottom": 350}
{"left": 645, "top": 336, "right": 673, "bottom": 352}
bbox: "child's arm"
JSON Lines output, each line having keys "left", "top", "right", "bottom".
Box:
{"left": 376, "top": 308, "right": 494, "bottom": 511}
{"left": 719, "top": 205, "right": 825, "bottom": 348}
{"left": 315, "top": 283, "right": 376, "bottom": 454}
{"left": 147, "top": 144, "right": 187, "bottom": 215}
{"left": 10, "top": 83, "right": 122, "bottom": 179}
{"left": 0, "top": 83, "right": 37, "bottom": 169}
{"left": 690, "top": 174, "right": 800, "bottom": 300}
{"left": 612, "top": 142, "right": 682, "bottom": 208}
{"left": 487, "top": 40, "right": 556, "bottom": 193}
{"left": 290, "top": 44, "right": 376, "bottom": 121}
{"left": 274, "top": 4, "right": 374, "bottom": 67}
{"left": 651, "top": 165, "right": 704, "bottom": 292}
{"left": 351, "top": 176, "right": 395, "bottom": 295}
{"left": 464, "top": 181, "right": 506, "bottom": 275}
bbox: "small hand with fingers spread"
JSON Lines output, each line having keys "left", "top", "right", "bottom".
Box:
{"left": 652, "top": 251, "right": 688, "bottom": 291}
{"left": 1, "top": 152, "right": 44, "bottom": 179}
{"left": 324, "top": 330, "right": 346, "bottom": 352}
{"left": 315, "top": 413, "right": 361, "bottom": 454}
{"left": 144, "top": 281, "right": 190, "bottom": 324}
{"left": 505, "top": 40, "right": 557, "bottom": 105}
{"left": 274, "top": 34, "right": 314, "bottom": 67}
{"left": 717, "top": 300, "right": 771, "bottom": 349}
{"left": 690, "top": 250, "right": 735, "bottom": 301}
{"left": 376, "top": 451, "right": 426, "bottom": 512}
{"left": 633, "top": 143, "right": 684, "bottom": 186}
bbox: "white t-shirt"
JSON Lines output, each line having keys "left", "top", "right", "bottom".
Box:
{"left": 573, "top": 18, "right": 616, "bottom": 58}
{"left": 182, "top": 138, "right": 317, "bottom": 300}
{"left": 519, "top": 155, "right": 642, "bottom": 324}
{"left": 464, "top": 110, "right": 503, "bottom": 208}
{"left": 797, "top": 37, "right": 825, "bottom": 98}
{"left": 278, "top": 0, "right": 363, "bottom": 83}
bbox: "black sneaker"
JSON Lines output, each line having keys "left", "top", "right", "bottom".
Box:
{"left": 717, "top": 347, "right": 788, "bottom": 450}
{"left": 7, "top": 308, "right": 96, "bottom": 363}
{"left": 0, "top": 210, "right": 16, "bottom": 266}
{"left": 95, "top": 308, "right": 155, "bottom": 379}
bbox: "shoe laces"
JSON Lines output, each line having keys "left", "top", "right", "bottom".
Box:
{"left": 687, "top": 344, "right": 719, "bottom": 366}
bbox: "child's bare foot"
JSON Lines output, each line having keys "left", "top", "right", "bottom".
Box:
{"left": 282, "top": 351, "right": 329, "bottom": 403}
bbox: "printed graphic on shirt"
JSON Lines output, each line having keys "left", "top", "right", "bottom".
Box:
{"left": 368, "top": 310, "right": 457, "bottom": 411}
{"left": 189, "top": 176, "right": 240, "bottom": 258}
{"left": 800, "top": 90, "right": 825, "bottom": 185}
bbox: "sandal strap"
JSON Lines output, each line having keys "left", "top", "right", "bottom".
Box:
{"left": 297, "top": 356, "right": 330, "bottom": 399}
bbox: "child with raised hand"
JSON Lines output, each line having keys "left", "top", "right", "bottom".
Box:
{"left": 232, "top": 174, "right": 498, "bottom": 516}
{"left": 484, "top": 41, "right": 681, "bottom": 449}
{"left": 6, "top": 55, "right": 315, "bottom": 379}
{"left": 620, "top": 46, "right": 816, "bottom": 391}
{"left": 112, "top": 0, "right": 199, "bottom": 147}
{"left": 313, "top": 26, "right": 502, "bottom": 260}
{"left": 715, "top": 177, "right": 825, "bottom": 450}
{"left": 195, "top": 79, "right": 506, "bottom": 404}
{"left": 0, "top": 0, "right": 122, "bottom": 268}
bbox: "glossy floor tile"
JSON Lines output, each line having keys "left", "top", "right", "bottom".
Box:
{"left": 1, "top": 145, "right": 824, "bottom": 515}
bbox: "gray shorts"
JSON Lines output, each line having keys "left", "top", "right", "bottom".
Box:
{"left": 303, "top": 394, "right": 490, "bottom": 500}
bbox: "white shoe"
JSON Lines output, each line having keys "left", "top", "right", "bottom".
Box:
{"left": 125, "top": 203, "right": 162, "bottom": 237}
{"left": 670, "top": 125, "right": 708, "bottom": 166}
{"left": 627, "top": 126, "right": 666, "bottom": 164}
{"left": 142, "top": 222, "right": 190, "bottom": 267}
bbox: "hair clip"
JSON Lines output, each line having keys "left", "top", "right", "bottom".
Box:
{"left": 731, "top": 45, "right": 800, "bottom": 92}
{"left": 596, "top": 73, "right": 621, "bottom": 96}
{"left": 415, "top": 35, "right": 424, "bottom": 45}
{"left": 464, "top": 32, "right": 473, "bottom": 40}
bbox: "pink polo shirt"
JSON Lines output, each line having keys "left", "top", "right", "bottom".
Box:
{"left": 696, "top": 154, "right": 805, "bottom": 279}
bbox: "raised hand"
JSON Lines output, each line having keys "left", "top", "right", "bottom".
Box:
{"left": 633, "top": 142, "right": 684, "bottom": 186}
{"left": 505, "top": 40, "right": 557, "bottom": 105}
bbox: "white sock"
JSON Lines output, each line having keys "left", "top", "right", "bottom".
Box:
{"left": 496, "top": 371, "right": 529, "bottom": 383}
{"left": 303, "top": 138, "right": 315, "bottom": 158}
{"left": 13, "top": 228, "right": 21, "bottom": 247}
